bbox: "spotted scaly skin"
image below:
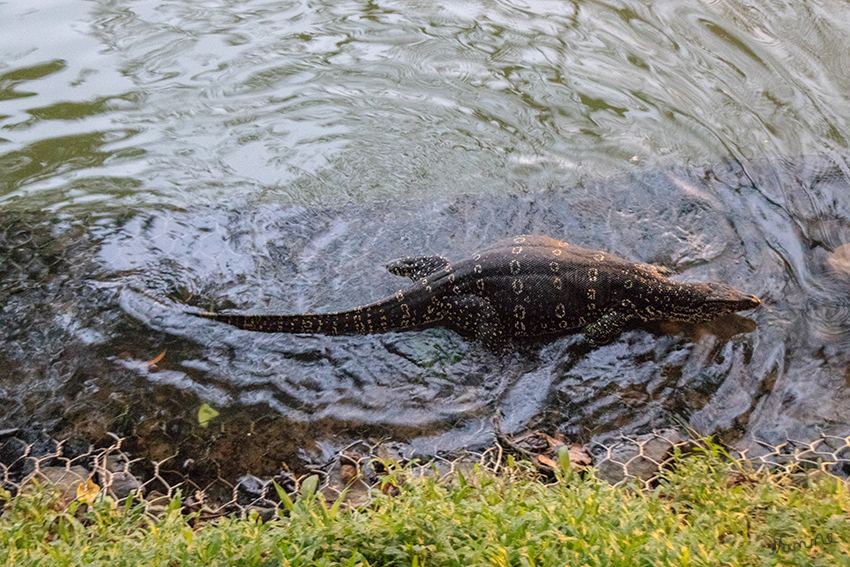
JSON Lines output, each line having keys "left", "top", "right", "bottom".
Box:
{"left": 190, "top": 235, "right": 760, "bottom": 347}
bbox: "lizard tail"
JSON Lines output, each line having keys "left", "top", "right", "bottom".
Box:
{"left": 189, "top": 291, "right": 441, "bottom": 335}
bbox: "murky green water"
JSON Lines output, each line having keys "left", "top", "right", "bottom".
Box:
{"left": 3, "top": 0, "right": 848, "bottom": 211}
{"left": 2, "top": 0, "right": 850, "bottom": 486}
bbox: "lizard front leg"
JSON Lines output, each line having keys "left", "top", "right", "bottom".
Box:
{"left": 581, "top": 309, "right": 633, "bottom": 345}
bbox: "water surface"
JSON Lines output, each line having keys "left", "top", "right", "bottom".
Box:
{"left": 2, "top": 0, "right": 850, "bottom": 482}
{"left": 3, "top": 0, "right": 849, "bottom": 209}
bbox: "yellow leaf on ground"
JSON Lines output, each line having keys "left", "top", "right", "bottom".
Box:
{"left": 76, "top": 477, "right": 100, "bottom": 503}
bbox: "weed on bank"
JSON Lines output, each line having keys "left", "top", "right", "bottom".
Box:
{"left": 1, "top": 442, "right": 849, "bottom": 566}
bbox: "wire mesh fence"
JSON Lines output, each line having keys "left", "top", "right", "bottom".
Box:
{"left": 2, "top": 425, "right": 848, "bottom": 520}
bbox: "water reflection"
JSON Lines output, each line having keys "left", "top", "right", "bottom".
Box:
{"left": 2, "top": 0, "right": 849, "bottom": 210}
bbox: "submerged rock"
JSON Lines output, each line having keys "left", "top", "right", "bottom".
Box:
{"left": 97, "top": 454, "right": 144, "bottom": 499}
{"left": 21, "top": 465, "right": 91, "bottom": 504}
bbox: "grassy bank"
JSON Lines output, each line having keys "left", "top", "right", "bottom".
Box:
{"left": 2, "top": 443, "right": 848, "bottom": 566}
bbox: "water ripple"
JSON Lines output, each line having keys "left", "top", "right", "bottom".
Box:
{"left": 3, "top": 0, "right": 847, "bottom": 210}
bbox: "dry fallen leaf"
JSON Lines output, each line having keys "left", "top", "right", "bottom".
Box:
{"left": 542, "top": 432, "right": 564, "bottom": 448}
{"left": 538, "top": 454, "right": 558, "bottom": 469}
{"left": 828, "top": 243, "right": 850, "bottom": 277}
{"left": 142, "top": 350, "right": 167, "bottom": 367}
{"left": 76, "top": 477, "right": 100, "bottom": 503}
{"left": 340, "top": 464, "right": 358, "bottom": 484}
{"left": 568, "top": 443, "right": 593, "bottom": 467}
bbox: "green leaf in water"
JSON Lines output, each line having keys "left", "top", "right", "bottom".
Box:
{"left": 198, "top": 403, "right": 219, "bottom": 428}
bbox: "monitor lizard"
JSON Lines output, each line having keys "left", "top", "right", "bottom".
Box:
{"left": 188, "top": 235, "right": 760, "bottom": 347}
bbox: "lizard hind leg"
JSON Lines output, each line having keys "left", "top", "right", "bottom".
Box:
{"left": 386, "top": 255, "right": 451, "bottom": 281}
{"left": 443, "top": 295, "right": 506, "bottom": 349}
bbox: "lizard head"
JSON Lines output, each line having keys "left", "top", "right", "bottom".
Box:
{"left": 660, "top": 282, "right": 760, "bottom": 323}
{"left": 693, "top": 282, "right": 761, "bottom": 320}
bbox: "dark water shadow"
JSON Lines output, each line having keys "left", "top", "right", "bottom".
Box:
{"left": 2, "top": 154, "right": 850, "bottom": 482}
